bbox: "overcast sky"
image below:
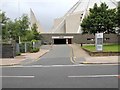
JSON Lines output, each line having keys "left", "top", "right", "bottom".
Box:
{"left": 0, "top": 0, "right": 120, "bottom": 31}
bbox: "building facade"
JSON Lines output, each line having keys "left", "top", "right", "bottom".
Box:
{"left": 51, "top": 0, "right": 117, "bottom": 34}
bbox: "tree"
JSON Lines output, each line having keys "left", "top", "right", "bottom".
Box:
{"left": 7, "top": 20, "right": 21, "bottom": 42}
{"left": 14, "top": 14, "right": 31, "bottom": 42}
{"left": 0, "top": 10, "right": 9, "bottom": 23}
{"left": 0, "top": 10, "right": 10, "bottom": 40}
{"left": 117, "top": 2, "right": 120, "bottom": 27}
{"left": 81, "top": 3, "right": 116, "bottom": 34}
{"left": 24, "top": 30, "right": 34, "bottom": 41}
{"left": 18, "top": 14, "right": 30, "bottom": 37}
{"left": 1, "top": 10, "right": 40, "bottom": 42}
{"left": 31, "top": 23, "right": 40, "bottom": 40}
{"left": 116, "top": 1, "right": 120, "bottom": 33}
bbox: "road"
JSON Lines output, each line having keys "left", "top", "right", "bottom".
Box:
{"left": 30, "top": 45, "right": 73, "bottom": 65}
{"left": 2, "top": 45, "right": 119, "bottom": 88}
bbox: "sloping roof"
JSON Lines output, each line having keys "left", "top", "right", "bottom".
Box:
{"left": 52, "top": 0, "right": 118, "bottom": 33}
{"left": 30, "top": 9, "right": 44, "bottom": 33}
{"left": 73, "top": 0, "right": 117, "bottom": 13}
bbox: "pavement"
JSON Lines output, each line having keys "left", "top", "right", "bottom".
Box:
{"left": 69, "top": 44, "right": 119, "bottom": 64}
{"left": 0, "top": 45, "right": 52, "bottom": 66}
{"left": 0, "top": 44, "right": 119, "bottom": 66}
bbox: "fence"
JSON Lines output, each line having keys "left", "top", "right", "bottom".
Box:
{"left": 1, "top": 40, "right": 41, "bottom": 58}
{"left": 19, "top": 40, "right": 41, "bottom": 53}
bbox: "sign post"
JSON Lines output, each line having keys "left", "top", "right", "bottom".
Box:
{"left": 95, "top": 33, "right": 103, "bottom": 52}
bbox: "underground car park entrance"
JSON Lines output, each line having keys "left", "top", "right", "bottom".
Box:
{"left": 52, "top": 36, "right": 73, "bottom": 44}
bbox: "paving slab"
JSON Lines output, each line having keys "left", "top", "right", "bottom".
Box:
{"left": 69, "top": 44, "right": 119, "bottom": 64}
{"left": 0, "top": 48, "right": 50, "bottom": 66}
{"left": 83, "top": 56, "right": 119, "bottom": 64}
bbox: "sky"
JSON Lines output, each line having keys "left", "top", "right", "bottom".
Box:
{"left": 0, "top": 0, "right": 120, "bottom": 31}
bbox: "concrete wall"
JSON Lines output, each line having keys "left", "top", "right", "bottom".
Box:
{"left": 53, "top": 12, "right": 84, "bottom": 33}
{"left": 41, "top": 33, "right": 119, "bottom": 44}
{"left": 53, "top": 17, "right": 66, "bottom": 33}
{"left": 66, "top": 12, "right": 82, "bottom": 33}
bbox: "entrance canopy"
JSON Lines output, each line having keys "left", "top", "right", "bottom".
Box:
{"left": 52, "top": 36, "right": 73, "bottom": 39}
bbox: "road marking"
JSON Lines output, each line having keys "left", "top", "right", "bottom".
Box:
{"left": 0, "top": 76, "right": 35, "bottom": 78}
{"left": 1, "top": 64, "right": 119, "bottom": 68}
{"left": 70, "top": 57, "right": 75, "bottom": 64}
{"left": 8, "top": 64, "right": 85, "bottom": 68}
{"left": 68, "top": 75, "right": 119, "bottom": 78}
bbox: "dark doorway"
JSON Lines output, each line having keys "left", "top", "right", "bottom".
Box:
{"left": 68, "top": 39, "right": 72, "bottom": 44}
{"left": 54, "top": 39, "right": 66, "bottom": 44}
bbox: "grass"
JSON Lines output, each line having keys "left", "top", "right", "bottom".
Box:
{"left": 82, "top": 44, "right": 120, "bottom": 52}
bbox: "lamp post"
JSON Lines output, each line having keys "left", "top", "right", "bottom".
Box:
{"left": 0, "top": 22, "right": 5, "bottom": 58}
{"left": 0, "top": 23, "right": 5, "bottom": 42}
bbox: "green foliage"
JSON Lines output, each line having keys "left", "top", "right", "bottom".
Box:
{"left": 6, "top": 20, "right": 21, "bottom": 42}
{"left": 116, "top": 2, "right": 120, "bottom": 33}
{"left": 19, "top": 14, "right": 30, "bottom": 34}
{"left": 1, "top": 10, "right": 40, "bottom": 42}
{"left": 0, "top": 10, "right": 9, "bottom": 23}
{"left": 82, "top": 44, "right": 120, "bottom": 52}
{"left": 19, "top": 43, "right": 25, "bottom": 53}
{"left": 81, "top": 3, "right": 116, "bottom": 34}
{"left": 31, "top": 23, "right": 40, "bottom": 40}
{"left": 30, "top": 47, "right": 39, "bottom": 53}
{"left": 19, "top": 42, "right": 33, "bottom": 53}
{"left": 1, "top": 10, "right": 10, "bottom": 40}
{"left": 31, "top": 39, "right": 37, "bottom": 42}
{"left": 26, "top": 43, "right": 33, "bottom": 52}
{"left": 18, "top": 14, "right": 31, "bottom": 42}
{"left": 117, "top": 2, "right": 120, "bottom": 26}
{"left": 23, "top": 30, "right": 34, "bottom": 42}
{"left": 16, "top": 52, "right": 21, "bottom": 56}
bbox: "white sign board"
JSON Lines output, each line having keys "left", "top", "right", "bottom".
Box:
{"left": 95, "top": 33, "right": 103, "bottom": 51}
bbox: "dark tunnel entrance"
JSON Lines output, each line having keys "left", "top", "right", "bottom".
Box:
{"left": 54, "top": 39, "right": 66, "bottom": 44}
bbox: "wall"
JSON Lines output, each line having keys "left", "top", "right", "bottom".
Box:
{"left": 66, "top": 12, "right": 81, "bottom": 33}
{"left": 41, "top": 33, "right": 119, "bottom": 44}
{"left": 53, "top": 12, "right": 82, "bottom": 33}
{"left": 53, "top": 17, "right": 65, "bottom": 33}
{"left": 2, "top": 44, "right": 15, "bottom": 58}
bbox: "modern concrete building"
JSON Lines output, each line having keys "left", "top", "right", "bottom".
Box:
{"left": 30, "top": 0, "right": 118, "bottom": 44}
{"left": 52, "top": 0, "right": 117, "bottom": 34}
{"left": 47, "top": 0, "right": 118, "bottom": 44}
{"left": 30, "top": 9, "right": 44, "bottom": 33}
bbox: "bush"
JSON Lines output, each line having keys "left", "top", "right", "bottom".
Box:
{"left": 27, "top": 43, "right": 33, "bottom": 52}
{"left": 19, "top": 43, "right": 25, "bottom": 53}
{"left": 16, "top": 52, "right": 21, "bottom": 56}
{"left": 20, "top": 42, "right": 33, "bottom": 53}
{"left": 30, "top": 47, "right": 39, "bottom": 53}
